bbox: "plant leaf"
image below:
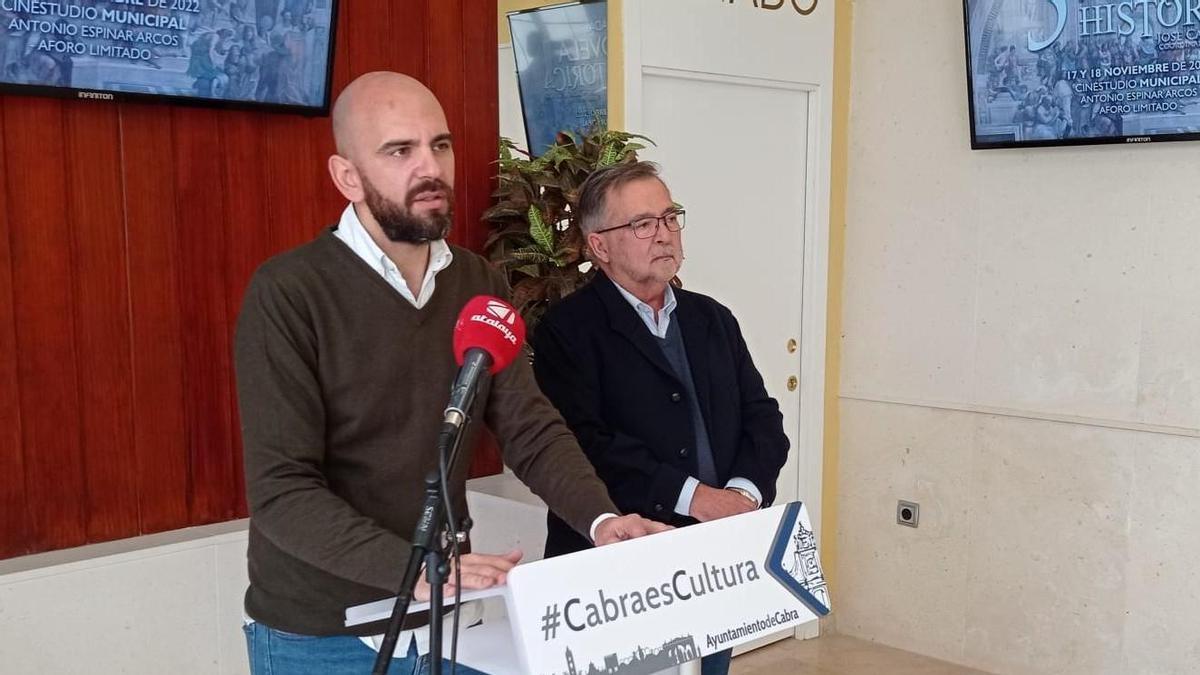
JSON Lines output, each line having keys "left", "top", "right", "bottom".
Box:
{"left": 508, "top": 248, "right": 554, "bottom": 265}
{"left": 598, "top": 142, "right": 620, "bottom": 167}
{"left": 484, "top": 125, "right": 660, "bottom": 335}
{"left": 527, "top": 205, "right": 556, "bottom": 256}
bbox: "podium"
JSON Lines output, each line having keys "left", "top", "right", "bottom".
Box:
{"left": 347, "top": 502, "right": 830, "bottom": 674}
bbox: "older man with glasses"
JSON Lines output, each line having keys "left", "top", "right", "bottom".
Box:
{"left": 531, "top": 160, "right": 791, "bottom": 675}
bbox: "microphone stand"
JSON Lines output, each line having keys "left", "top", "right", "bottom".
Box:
{"left": 371, "top": 406, "right": 473, "bottom": 675}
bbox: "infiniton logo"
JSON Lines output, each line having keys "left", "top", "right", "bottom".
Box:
{"left": 486, "top": 300, "right": 516, "bottom": 325}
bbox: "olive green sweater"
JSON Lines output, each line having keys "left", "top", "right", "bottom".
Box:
{"left": 234, "top": 229, "right": 617, "bottom": 636}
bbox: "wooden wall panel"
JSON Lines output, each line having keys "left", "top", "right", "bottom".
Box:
{"left": 220, "top": 112, "right": 273, "bottom": 520}
{"left": 462, "top": 2, "right": 501, "bottom": 255}
{"left": 263, "top": 116, "right": 324, "bottom": 252}
{"left": 120, "top": 105, "right": 191, "bottom": 534}
{"left": 0, "top": 1, "right": 501, "bottom": 559}
{"left": 392, "top": 1, "right": 428, "bottom": 76}
{"left": 461, "top": 0, "right": 505, "bottom": 477}
{"left": 0, "top": 106, "right": 28, "bottom": 558}
{"left": 62, "top": 102, "right": 140, "bottom": 542}
{"left": 3, "top": 99, "right": 87, "bottom": 553}
{"left": 425, "top": 0, "right": 469, "bottom": 248}
{"left": 172, "top": 108, "right": 237, "bottom": 525}
{"left": 346, "top": 0, "right": 394, "bottom": 75}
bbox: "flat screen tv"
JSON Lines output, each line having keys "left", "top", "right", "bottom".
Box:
{"left": 0, "top": 0, "right": 339, "bottom": 115}
{"left": 508, "top": 0, "right": 608, "bottom": 156}
{"left": 964, "top": 0, "right": 1200, "bottom": 148}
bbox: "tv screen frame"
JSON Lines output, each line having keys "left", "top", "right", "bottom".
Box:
{"left": 962, "top": 0, "right": 1200, "bottom": 149}
{"left": 0, "top": 0, "right": 341, "bottom": 116}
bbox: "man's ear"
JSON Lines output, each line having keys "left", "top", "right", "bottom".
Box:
{"left": 587, "top": 232, "right": 610, "bottom": 264}
{"left": 327, "top": 154, "right": 364, "bottom": 203}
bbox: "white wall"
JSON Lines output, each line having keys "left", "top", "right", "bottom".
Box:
{"left": 838, "top": 1, "right": 1200, "bottom": 674}
{"left": 0, "top": 522, "right": 251, "bottom": 675}
{"left": 0, "top": 482, "right": 549, "bottom": 675}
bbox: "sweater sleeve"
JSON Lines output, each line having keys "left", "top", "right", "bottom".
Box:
{"left": 235, "top": 267, "right": 411, "bottom": 593}
{"left": 481, "top": 274, "right": 619, "bottom": 538}
{"left": 484, "top": 353, "right": 621, "bottom": 538}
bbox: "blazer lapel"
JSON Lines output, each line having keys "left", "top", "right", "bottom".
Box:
{"left": 593, "top": 273, "right": 680, "bottom": 383}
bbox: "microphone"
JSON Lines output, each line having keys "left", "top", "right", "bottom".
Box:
{"left": 443, "top": 296, "right": 526, "bottom": 429}
{"left": 372, "top": 297, "right": 525, "bottom": 675}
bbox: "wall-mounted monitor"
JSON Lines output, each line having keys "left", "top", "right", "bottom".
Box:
{"left": 964, "top": 0, "right": 1200, "bottom": 148}
{"left": 508, "top": 0, "right": 608, "bottom": 156}
{"left": 0, "top": 0, "right": 339, "bottom": 115}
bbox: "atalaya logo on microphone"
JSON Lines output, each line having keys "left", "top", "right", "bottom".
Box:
{"left": 469, "top": 300, "right": 519, "bottom": 345}
{"left": 485, "top": 300, "right": 517, "bottom": 325}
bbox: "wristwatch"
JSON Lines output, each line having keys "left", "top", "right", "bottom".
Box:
{"left": 726, "top": 486, "right": 759, "bottom": 508}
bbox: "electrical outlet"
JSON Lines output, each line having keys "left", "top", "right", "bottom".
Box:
{"left": 897, "top": 500, "right": 919, "bottom": 528}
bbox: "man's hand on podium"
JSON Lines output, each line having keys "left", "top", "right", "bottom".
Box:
{"left": 593, "top": 514, "right": 672, "bottom": 546}
{"left": 689, "top": 484, "right": 757, "bottom": 522}
{"left": 413, "top": 549, "right": 523, "bottom": 601}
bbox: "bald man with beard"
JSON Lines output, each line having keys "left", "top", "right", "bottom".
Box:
{"left": 234, "top": 72, "right": 668, "bottom": 675}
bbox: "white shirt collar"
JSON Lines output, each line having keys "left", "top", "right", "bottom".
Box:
{"left": 334, "top": 204, "right": 453, "bottom": 308}
{"left": 610, "top": 277, "right": 677, "bottom": 339}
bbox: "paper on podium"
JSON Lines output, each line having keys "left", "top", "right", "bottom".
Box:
{"left": 444, "top": 616, "right": 524, "bottom": 675}
{"left": 344, "top": 585, "right": 508, "bottom": 627}
{"left": 346, "top": 587, "right": 524, "bottom": 674}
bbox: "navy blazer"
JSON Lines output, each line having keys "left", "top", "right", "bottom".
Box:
{"left": 532, "top": 273, "right": 790, "bottom": 557}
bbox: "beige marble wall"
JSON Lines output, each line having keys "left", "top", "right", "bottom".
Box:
{"left": 839, "top": 1, "right": 1200, "bottom": 673}
{"left": 837, "top": 401, "right": 1200, "bottom": 674}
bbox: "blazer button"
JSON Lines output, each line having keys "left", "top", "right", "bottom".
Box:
{"left": 678, "top": 448, "right": 689, "bottom": 458}
{"left": 654, "top": 503, "right": 664, "bottom": 512}
{"left": 670, "top": 392, "right": 682, "bottom": 402}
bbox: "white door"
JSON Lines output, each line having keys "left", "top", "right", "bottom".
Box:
{"left": 640, "top": 71, "right": 810, "bottom": 509}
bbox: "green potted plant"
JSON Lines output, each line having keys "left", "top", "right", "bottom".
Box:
{"left": 483, "top": 124, "right": 652, "bottom": 339}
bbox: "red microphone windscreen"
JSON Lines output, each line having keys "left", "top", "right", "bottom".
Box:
{"left": 453, "top": 296, "right": 526, "bottom": 373}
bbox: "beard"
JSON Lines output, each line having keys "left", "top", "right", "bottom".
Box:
{"left": 361, "top": 174, "right": 454, "bottom": 244}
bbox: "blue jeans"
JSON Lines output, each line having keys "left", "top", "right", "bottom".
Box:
{"left": 701, "top": 648, "right": 733, "bottom": 675}
{"left": 243, "top": 622, "right": 488, "bottom": 675}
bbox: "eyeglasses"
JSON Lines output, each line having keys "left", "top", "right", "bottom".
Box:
{"left": 593, "top": 210, "right": 686, "bottom": 239}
